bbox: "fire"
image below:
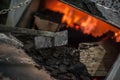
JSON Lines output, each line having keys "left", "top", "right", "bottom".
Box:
{"left": 114, "top": 31, "right": 120, "bottom": 42}
{"left": 44, "top": 0, "right": 120, "bottom": 42}
{"left": 80, "top": 16, "right": 98, "bottom": 35}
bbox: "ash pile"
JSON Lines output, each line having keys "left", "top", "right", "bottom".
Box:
{"left": 0, "top": 31, "right": 93, "bottom": 80}
{"left": 25, "top": 45, "right": 92, "bottom": 80}
{"left": 19, "top": 34, "right": 92, "bottom": 80}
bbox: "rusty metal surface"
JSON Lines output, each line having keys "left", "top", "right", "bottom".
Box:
{"left": 60, "top": 0, "right": 120, "bottom": 29}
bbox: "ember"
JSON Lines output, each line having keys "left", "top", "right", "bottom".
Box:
{"left": 114, "top": 31, "right": 120, "bottom": 42}
{"left": 44, "top": 0, "right": 120, "bottom": 42}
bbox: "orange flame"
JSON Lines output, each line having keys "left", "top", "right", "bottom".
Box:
{"left": 114, "top": 31, "right": 120, "bottom": 42}
{"left": 80, "top": 16, "right": 97, "bottom": 35}
{"left": 44, "top": 0, "right": 120, "bottom": 42}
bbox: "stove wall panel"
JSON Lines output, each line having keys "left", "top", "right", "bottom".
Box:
{"left": 60, "top": 0, "right": 120, "bottom": 29}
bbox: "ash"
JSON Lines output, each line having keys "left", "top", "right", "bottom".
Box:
{"left": 15, "top": 35, "right": 92, "bottom": 80}
{"left": 25, "top": 45, "right": 92, "bottom": 80}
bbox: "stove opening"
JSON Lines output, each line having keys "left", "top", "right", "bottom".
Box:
{"left": 32, "top": 0, "right": 120, "bottom": 79}
{"left": 36, "top": 0, "right": 120, "bottom": 43}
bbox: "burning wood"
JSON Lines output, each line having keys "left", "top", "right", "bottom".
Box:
{"left": 43, "top": 0, "right": 120, "bottom": 42}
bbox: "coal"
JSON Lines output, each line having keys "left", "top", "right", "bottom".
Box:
{"left": 25, "top": 45, "right": 92, "bottom": 80}
{"left": 15, "top": 34, "right": 92, "bottom": 80}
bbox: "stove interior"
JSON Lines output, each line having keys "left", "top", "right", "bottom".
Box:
{"left": 17, "top": 0, "right": 120, "bottom": 79}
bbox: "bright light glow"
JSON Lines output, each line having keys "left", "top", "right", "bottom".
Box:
{"left": 44, "top": 0, "right": 120, "bottom": 42}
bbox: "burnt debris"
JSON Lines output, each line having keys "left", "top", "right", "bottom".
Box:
{"left": 25, "top": 43, "right": 92, "bottom": 80}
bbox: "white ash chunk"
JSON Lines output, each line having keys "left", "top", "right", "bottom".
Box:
{"left": 35, "top": 30, "right": 68, "bottom": 49}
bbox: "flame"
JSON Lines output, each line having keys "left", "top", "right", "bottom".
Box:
{"left": 80, "top": 16, "right": 97, "bottom": 35}
{"left": 114, "top": 31, "right": 120, "bottom": 42}
{"left": 44, "top": 0, "right": 120, "bottom": 42}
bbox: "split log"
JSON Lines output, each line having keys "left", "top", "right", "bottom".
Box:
{"left": 34, "top": 15, "right": 59, "bottom": 32}
{"left": 0, "top": 25, "right": 55, "bottom": 37}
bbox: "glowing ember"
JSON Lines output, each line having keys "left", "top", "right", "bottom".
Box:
{"left": 114, "top": 31, "right": 120, "bottom": 42}
{"left": 75, "top": 25, "right": 80, "bottom": 30}
{"left": 44, "top": 0, "right": 120, "bottom": 42}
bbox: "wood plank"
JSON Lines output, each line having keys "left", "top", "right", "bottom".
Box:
{"left": 34, "top": 15, "right": 59, "bottom": 32}
{"left": 0, "top": 25, "right": 55, "bottom": 37}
